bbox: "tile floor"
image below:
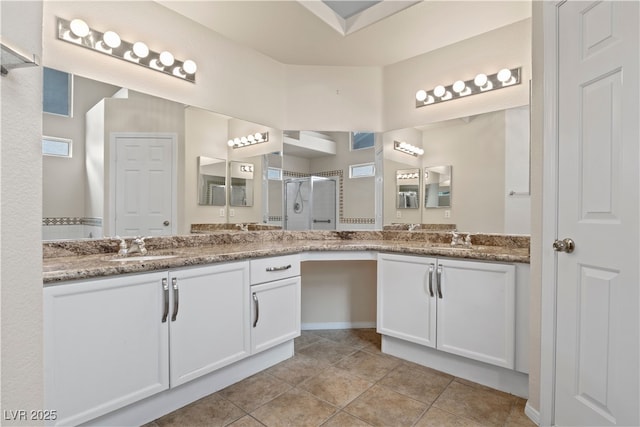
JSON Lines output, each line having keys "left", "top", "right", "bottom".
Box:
{"left": 146, "top": 329, "right": 536, "bottom": 427}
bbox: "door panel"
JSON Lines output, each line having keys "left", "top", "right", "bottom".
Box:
{"left": 115, "top": 135, "right": 174, "bottom": 236}
{"left": 555, "top": 2, "right": 639, "bottom": 425}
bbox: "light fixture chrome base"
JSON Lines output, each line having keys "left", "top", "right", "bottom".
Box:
{"left": 56, "top": 18, "right": 195, "bottom": 83}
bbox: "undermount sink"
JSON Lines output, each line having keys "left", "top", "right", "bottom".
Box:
{"left": 108, "top": 255, "right": 177, "bottom": 262}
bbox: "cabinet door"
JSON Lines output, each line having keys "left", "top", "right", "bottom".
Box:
{"left": 436, "top": 259, "right": 515, "bottom": 368}
{"left": 377, "top": 253, "right": 437, "bottom": 348}
{"left": 44, "top": 272, "right": 169, "bottom": 426}
{"left": 251, "top": 276, "right": 301, "bottom": 353}
{"left": 169, "top": 262, "right": 251, "bottom": 387}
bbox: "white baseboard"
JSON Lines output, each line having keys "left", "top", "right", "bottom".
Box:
{"left": 525, "top": 401, "right": 541, "bottom": 426}
{"left": 302, "top": 321, "right": 376, "bottom": 330}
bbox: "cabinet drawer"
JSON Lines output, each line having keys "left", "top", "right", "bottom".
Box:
{"left": 250, "top": 254, "right": 300, "bottom": 284}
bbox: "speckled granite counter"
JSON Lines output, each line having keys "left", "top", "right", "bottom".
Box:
{"left": 43, "top": 231, "right": 530, "bottom": 284}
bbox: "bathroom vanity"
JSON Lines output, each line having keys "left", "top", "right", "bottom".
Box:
{"left": 43, "top": 231, "right": 529, "bottom": 426}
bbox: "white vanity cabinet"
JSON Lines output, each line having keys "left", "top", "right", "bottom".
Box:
{"left": 44, "top": 261, "right": 251, "bottom": 426}
{"left": 44, "top": 272, "right": 170, "bottom": 427}
{"left": 250, "top": 254, "right": 301, "bottom": 353}
{"left": 169, "top": 262, "right": 251, "bottom": 387}
{"left": 377, "top": 253, "right": 516, "bottom": 369}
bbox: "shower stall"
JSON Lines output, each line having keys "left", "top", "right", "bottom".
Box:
{"left": 284, "top": 176, "right": 337, "bottom": 230}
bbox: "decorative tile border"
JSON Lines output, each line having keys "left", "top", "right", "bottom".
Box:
{"left": 43, "top": 217, "right": 103, "bottom": 226}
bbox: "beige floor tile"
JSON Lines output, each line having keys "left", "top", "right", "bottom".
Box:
{"left": 454, "top": 378, "right": 519, "bottom": 402}
{"left": 414, "top": 407, "right": 484, "bottom": 427}
{"left": 219, "top": 372, "right": 292, "bottom": 412}
{"left": 505, "top": 398, "right": 537, "bottom": 427}
{"left": 321, "top": 411, "right": 373, "bottom": 427}
{"left": 334, "top": 350, "right": 400, "bottom": 382}
{"left": 155, "top": 393, "right": 245, "bottom": 427}
{"left": 227, "top": 415, "right": 266, "bottom": 427}
{"left": 432, "top": 380, "right": 515, "bottom": 426}
{"left": 297, "top": 339, "right": 358, "bottom": 365}
{"left": 266, "top": 353, "right": 330, "bottom": 385}
{"left": 352, "top": 329, "right": 382, "bottom": 353}
{"left": 378, "top": 362, "right": 453, "bottom": 404}
{"left": 311, "top": 329, "right": 374, "bottom": 349}
{"left": 295, "top": 331, "right": 324, "bottom": 352}
{"left": 344, "top": 384, "right": 427, "bottom": 427}
{"left": 250, "top": 388, "right": 337, "bottom": 427}
{"left": 299, "top": 365, "right": 373, "bottom": 407}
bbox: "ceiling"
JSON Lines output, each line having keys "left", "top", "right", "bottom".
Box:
{"left": 158, "top": 1, "right": 531, "bottom": 67}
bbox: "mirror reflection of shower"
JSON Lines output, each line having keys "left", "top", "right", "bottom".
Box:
{"left": 285, "top": 176, "right": 337, "bottom": 230}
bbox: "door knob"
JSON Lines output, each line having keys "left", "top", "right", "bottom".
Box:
{"left": 163, "top": 220, "right": 170, "bottom": 226}
{"left": 553, "top": 238, "right": 575, "bottom": 253}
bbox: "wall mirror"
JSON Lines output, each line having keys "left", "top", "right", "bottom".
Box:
{"left": 396, "top": 168, "right": 420, "bottom": 209}
{"left": 229, "top": 161, "right": 254, "bottom": 207}
{"left": 42, "top": 69, "right": 284, "bottom": 240}
{"left": 424, "top": 165, "right": 452, "bottom": 208}
{"left": 197, "top": 157, "right": 226, "bottom": 206}
{"left": 382, "top": 105, "right": 530, "bottom": 234}
{"left": 281, "top": 130, "right": 378, "bottom": 230}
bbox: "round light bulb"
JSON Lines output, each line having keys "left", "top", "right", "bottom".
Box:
{"left": 70, "top": 19, "right": 90, "bottom": 38}
{"left": 433, "top": 85, "right": 446, "bottom": 98}
{"left": 497, "top": 68, "right": 512, "bottom": 83}
{"left": 247, "top": 134, "right": 255, "bottom": 142}
{"left": 452, "top": 80, "right": 466, "bottom": 93}
{"left": 241, "top": 136, "right": 248, "bottom": 144}
{"left": 159, "top": 51, "right": 175, "bottom": 67}
{"left": 415, "top": 89, "right": 427, "bottom": 102}
{"left": 227, "top": 139, "right": 235, "bottom": 147}
{"left": 255, "top": 132, "right": 263, "bottom": 141}
{"left": 417, "top": 148, "right": 424, "bottom": 156}
{"left": 182, "top": 59, "right": 197, "bottom": 74}
{"left": 474, "top": 73, "right": 488, "bottom": 87}
{"left": 102, "top": 31, "right": 121, "bottom": 49}
{"left": 132, "top": 42, "right": 149, "bottom": 59}
{"left": 234, "top": 138, "right": 241, "bottom": 145}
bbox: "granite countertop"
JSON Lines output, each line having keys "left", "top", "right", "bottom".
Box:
{"left": 42, "top": 231, "right": 530, "bottom": 284}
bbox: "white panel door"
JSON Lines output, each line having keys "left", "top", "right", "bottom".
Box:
{"left": 115, "top": 135, "right": 174, "bottom": 236}
{"left": 250, "top": 276, "right": 301, "bottom": 353}
{"left": 44, "top": 272, "right": 169, "bottom": 426}
{"left": 436, "top": 259, "right": 515, "bottom": 369}
{"left": 377, "top": 253, "right": 437, "bottom": 348}
{"left": 168, "top": 263, "right": 251, "bottom": 387}
{"left": 556, "top": 2, "right": 639, "bottom": 425}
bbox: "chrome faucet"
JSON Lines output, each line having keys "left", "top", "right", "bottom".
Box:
{"left": 408, "top": 224, "right": 420, "bottom": 231}
{"left": 450, "top": 230, "right": 463, "bottom": 246}
{"left": 464, "top": 233, "right": 473, "bottom": 247}
{"left": 236, "top": 223, "right": 249, "bottom": 232}
{"left": 116, "top": 236, "right": 147, "bottom": 257}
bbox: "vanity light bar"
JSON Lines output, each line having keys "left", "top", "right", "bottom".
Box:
{"left": 397, "top": 172, "right": 420, "bottom": 180}
{"left": 56, "top": 18, "right": 197, "bottom": 83}
{"left": 394, "top": 140, "right": 424, "bottom": 157}
{"left": 227, "top": 132, "right": 269, "bottom": 149}
{"left": 415, "top": 67, "right": 521, "bottom": 108}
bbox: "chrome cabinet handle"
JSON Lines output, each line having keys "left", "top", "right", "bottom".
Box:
{"left": 427, "top": 264, "right": 435, "bottom": 297}
{"left": 171, "top": 277, "right": 179, "bottom": 322}
{"left": 161, "top": 278, "right": 169, "bottom": 323}
{"left": 436, "top": 265, "right": 443, "bottom": 299}
{"left": 266, "top": 264, "right": 291, "bottom": 272}
{"left": 252, "top": 292, "right": 259, "bottom": 328}
{"left": 553, "top": 238, "right": 575, "bottom": 253}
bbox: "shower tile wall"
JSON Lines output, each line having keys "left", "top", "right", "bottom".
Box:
{"left": 286, "top": 180, "right": 312, "bottom": 230}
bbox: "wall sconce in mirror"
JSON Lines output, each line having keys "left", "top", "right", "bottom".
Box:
{"left": 394, "top": 140, "right": 424, "bottom": 157}
{"left": 227, "top": 132, "right": 269, "bottom": 149}
{"left": 56, "top": 18, "right": 197, "bottom": 83}
{"left": 415, "top": 67, "right": 521, "bottom": 108}
{"left": 1, "top": 40, "right": 39, "bottom": 76}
